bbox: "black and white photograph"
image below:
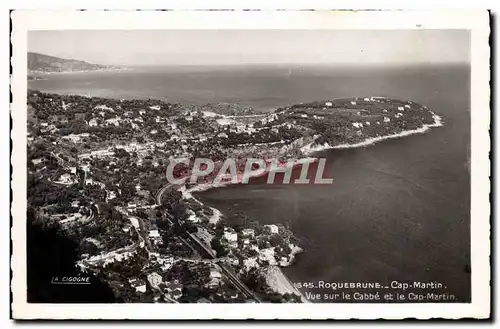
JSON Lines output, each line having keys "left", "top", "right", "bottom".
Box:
{"left": 10, "top": 10, "right": 490, "bottom": 320}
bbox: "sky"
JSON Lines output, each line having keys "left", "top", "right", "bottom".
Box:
{"left": 28, "top": 30, "right": 470, "bottom": 66}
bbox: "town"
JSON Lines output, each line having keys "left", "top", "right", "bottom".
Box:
{"left": 27, "top": 89, "right": 438, "bottom": 303}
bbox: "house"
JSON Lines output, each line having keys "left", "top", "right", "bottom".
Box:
{"left": 164, "top": 281, "right": 183, "bottom": 300}
{"left": 91, "top": 149, "right": 114, "bottom": 157}
{"left": 223, "top": 231, "right": 238, "bottom": 243}
{"left": 147, "top": 272, "right": 163, "bottom": 288}
{"left": 210, "top": 269, "right": 222, "bottom": 279}
{"left": 325, "top": 101, "right": 333, "bottom": 107}
{"left": 397, "top": 106, "right": 405, "bottom": 112}
{"left": 105, "top": 117, "right": 120, "bottom": 127}
{"left": 259, "top": 248, "right": 277, "bottom": 265}
{"left": 55, "top": 173, "right": 73, "bottom": 185}
{"left": 383, "top": 117, "right": 391, "bottom": 123}
{"left": 350, "top": 101, "right": 357, "bottom": 105}
{"left": 241, "top": 228, "right": 255, "bottom": 237}
{"left": 170, "top": 289, "right": 183, "bottom": 300}
{"left": 130, "top": 279, "right": 147, "bottom": 293}
{"left": 95, "top": 104, "right": 114, "bottom": 112}
{"left": 265, "top": 224, "right": 279, "bottom": 234}
{"left": 149, "top": 227, "right": 160, "bottom": 239}
{"left": 108, "top": 191, "right": 117, "bottom": 200}
{"left": 185, "top": 210, "right": 199, "bottom": 223}
{"left": 88, "top": 118, "right": 98, "bottom": 127}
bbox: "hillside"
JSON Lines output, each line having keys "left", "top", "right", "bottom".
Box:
{"left": 28, "top": 52, "right": 118, "bottom": 73}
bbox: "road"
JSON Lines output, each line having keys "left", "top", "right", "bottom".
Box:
{"left": 156, "top": 183, "right": 262, "bottom": 302}
{"left": 50, "top": 151, "right": 65, "bottom": 166}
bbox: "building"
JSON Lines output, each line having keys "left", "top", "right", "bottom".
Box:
{"left": 223, "top": 231, "right": 238, "bottom": 243}
{"left": 88, "top": 118, "right": 98, "bottom": 127}
{"left": 265, "top": 224, "right": 279, "bottom": 234}
{"left": 105, "top": 117, "right": 120, "bottom": 126}
{"left": 325, "top": 101, "right": 333, "bottom": 107}
{"left": 185, "top": 210, "right": 199, "bottom": 223}
{"left": 130, "top": 279, "right": 147, "bottom": 293}
{"left": 147, "top": 272, "right": 163, "bottom": 288}
{"left": 241, "top": 228, "right": 255, "bottom": 237}
{"left": 210, "top": 269, "right": 222, "bottom": 279}
{"left": 55, "top": 173, "right": 73, "bottom": 185}
{"left": 149, "top": 226, "right": 161, "bottom": 239}
{"left": 163, "top": 281, "right": 183, "bottom": 300}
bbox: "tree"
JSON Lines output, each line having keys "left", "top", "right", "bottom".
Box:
{"left": 210, "top": 238, "right": 228, "bottom": 257}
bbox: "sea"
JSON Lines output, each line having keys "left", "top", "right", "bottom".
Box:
{"left": 29, "top": 64, "right": 471, "bottom": 302}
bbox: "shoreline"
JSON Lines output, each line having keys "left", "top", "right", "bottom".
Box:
{"left": 187, "top": 112, "right": 443, "bottom": 194}
{"left": 301, "top": 112, "right": 443, "bottom": 154}
{"left": 184, "top": 112, "right": 443, "bottom": 301}
{"left": 28, "top": 67, "right": 131, "bottom": 75}
{"left": 264, "top": 266, "right": 310, "bottom": 303}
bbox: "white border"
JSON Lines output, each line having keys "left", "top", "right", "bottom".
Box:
{"left": 11, "top": 10, "right": 490, "bottom": 319}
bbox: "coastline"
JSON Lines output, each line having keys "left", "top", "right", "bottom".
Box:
{"left": 184, "top": 112, "right": 444, "bottom": 301}
{"left": 301, "top": 112, "right": 443, "bottom": 154}
{"left": 264, "top": 266, "right": 310, "bottom": 303}
{"left": 28, "top": 67, "right": 131, "bottom": 75}
{"left": 186, "top": 112, "right": 443, "bottom": 195}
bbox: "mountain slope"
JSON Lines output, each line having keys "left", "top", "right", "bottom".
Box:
{"left": 28, "top": 52, "right": 116, "bottom": 73}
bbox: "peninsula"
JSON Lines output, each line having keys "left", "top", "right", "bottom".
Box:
{"left": 28, "top": 52, "right": 127, "bottom": 75}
